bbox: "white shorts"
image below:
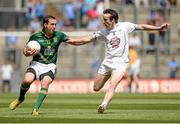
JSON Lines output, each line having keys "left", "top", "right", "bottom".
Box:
{"left": 98, "top": 58, "right": 128, "bottom": 76}
{"left": 29, "top": 61, "right": 56, "bottom": 79}
{"left": 128, "top": 59, "right": 141, "bottom": 76}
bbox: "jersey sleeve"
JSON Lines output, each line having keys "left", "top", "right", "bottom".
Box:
{"left": 124, "top": 22, "right": 138, "bottom": 33}
{"left": 27, "top": 35, "right": 36, "bottom": 44}
{"left": 92, "top": 30, "right": 105, "bottom": 40}
{"left": 61, "top": 32, "right": 69, "bottom": 42}
{"left": 28, "top": 35, "right": 35, "bottom": 41}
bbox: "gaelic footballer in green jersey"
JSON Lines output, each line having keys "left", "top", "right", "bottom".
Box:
{"left": 9, "top": 15, "right": 71, "bottom": 115}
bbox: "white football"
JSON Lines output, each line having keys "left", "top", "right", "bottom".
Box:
{"left": 27, "top": 40, "right": 41, "bottom": 51}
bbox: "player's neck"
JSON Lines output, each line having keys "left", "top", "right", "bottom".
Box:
{"left": 107, "top": 23, "right": 116, "bottom": 31}
{"left": 43, "top": 29, "right": 53, "bottom": 39}
{"left": 45, "top": 33, "right": 53, "bottom": 39}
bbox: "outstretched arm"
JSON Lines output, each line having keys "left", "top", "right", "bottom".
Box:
{"left": 136, "top": 23, "right": 169, "bottom": 31}
{"left": 66, "top": 35, "right": 96, "bottom": 45}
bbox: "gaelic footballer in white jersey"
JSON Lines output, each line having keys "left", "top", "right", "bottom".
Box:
{"left": 66, "top": 8, "right": 169, "bottom": 114}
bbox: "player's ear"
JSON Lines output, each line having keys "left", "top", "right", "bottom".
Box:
{"left": 44, "top": 23, "right": 47, "bottom": 28}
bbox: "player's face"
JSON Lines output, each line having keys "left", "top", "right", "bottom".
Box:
{"left": 44, "top": 18, "right": 57, "bottom": 35}
{"left": 102, "top": 13, "right": 115, "bottom": 30}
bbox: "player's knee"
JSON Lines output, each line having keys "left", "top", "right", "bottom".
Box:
{"left": 41, "top": 82, "right": 51, "bottom": 88}
{"left": 23, "top": 78, "right": 34, "bottom": 83}
{"left": 93, "top": 86, "right": 100, "bottom": 92}
{"left": 41, "top": 77, "right": 52, "bottom": 88}
{"left": 93, "top": 88, "right": 99, "bottom": 92}
{"left": 21, "top": 82, "right": 31, "bottom": 88}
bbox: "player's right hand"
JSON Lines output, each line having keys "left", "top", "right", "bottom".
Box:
{"left": 24, "top": 47, "right": 39, "bottom": 56}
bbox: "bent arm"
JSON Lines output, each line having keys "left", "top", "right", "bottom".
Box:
{"left": 23, "top": 47, "right": 31, "bottom": 57}
{"left": 66, "top": 35, "right": 96, "bottom": 45}
{"left": 23, "top": 46, "right": 39, "bottom": 57}
{"left": 136, "top": 23, "right": 169, "bottom": 31}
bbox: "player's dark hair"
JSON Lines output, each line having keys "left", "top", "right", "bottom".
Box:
{"left": 43, "top": 15, "right": 56, "bottom": 24}
{"left": 103, "top": 9, "right": 119, "bottom": 23}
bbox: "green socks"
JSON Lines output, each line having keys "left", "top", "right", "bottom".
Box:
{"left": 34, "top": 88, "right": 48, "bottom": 109}
{"left": 18, "top": 83, "right": 31, "bottom": 101}
{"left": 19, "top": 84, "right": 48, "bottom": 110}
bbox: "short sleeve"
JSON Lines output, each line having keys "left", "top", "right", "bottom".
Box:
{"left": 93, "top": 31, "right": 102, "bottom": 39}
{"left": 61, "top": 32, "right": 69, "bottom": 42}
{"left": 124, "top": 22, "right": 138, "bottom": 33}
{"left": 92, "top": 30, "right": 105, "bottom": 40}
{"left": 28, "top": 35, "right": 35, "bottom": 43}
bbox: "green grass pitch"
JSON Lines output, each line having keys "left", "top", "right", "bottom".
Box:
{"left": 0, "top": 93, "right": 180, "bottom": 123}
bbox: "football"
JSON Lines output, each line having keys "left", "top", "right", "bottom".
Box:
{"left": 27, "top": 40, "right": 41, "bottom": 51}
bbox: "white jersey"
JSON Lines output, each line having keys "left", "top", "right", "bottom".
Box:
{"left": 94, "top": 22, "right": 138, "bottom": 63}
{"left": 0, "top": 64, "right": 13, "bottom": 80}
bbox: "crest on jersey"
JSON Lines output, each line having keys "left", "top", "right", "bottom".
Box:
{"left": 110, "top": 36, "right": 120, "bottom": 48}
{"left": 53, "top": 37, "right": 58, "bottom": 42}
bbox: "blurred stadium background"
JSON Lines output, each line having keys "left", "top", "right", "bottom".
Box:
{"left": 0, "top": 0, "right": 179, "bottom": 93}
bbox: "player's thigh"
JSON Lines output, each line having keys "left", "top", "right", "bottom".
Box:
{"left": 23, "top": 72, "right": 36, "bottom": 83}
{"left": 110, "top": 65, "right": 127, "bottom": 87}
{"left": 110, "top": 71, "right": 124, "bottom": 87}
{"left": 40, "top": 71, "right": 54, "bottom": 88}
{"left": 94, "top": 73, "right": 110, "bottom": 90}
{"left": 41, "top": 75, "right": 53, "bottom": 88}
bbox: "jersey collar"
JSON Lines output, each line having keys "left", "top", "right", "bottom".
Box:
{"left": 41, "top": 30, "right": 55, "bottom": 39}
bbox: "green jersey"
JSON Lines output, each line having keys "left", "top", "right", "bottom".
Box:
{"left": 28, "top": 31, "right": 68, "bottom": 64}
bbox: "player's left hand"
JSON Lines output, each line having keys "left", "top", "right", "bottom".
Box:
{"left": 160, "top": 23, "right": 170, "bottom": 31}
